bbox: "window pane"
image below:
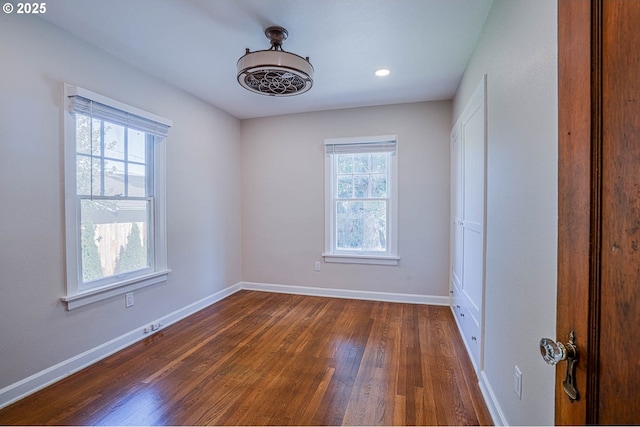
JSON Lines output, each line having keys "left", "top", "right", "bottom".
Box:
{"left": 75, "top": 115, "right": 101, "bottom": 156}
{"left": 80, "top": 199, "right": 151, "bottom": 282}
{"left": 76, "top": 155, "right": 102, "bottom": 196}
{"left": 75, "top": 114, "right": 90, "bottom": 155}
{"left": 353, "top": 154, "right": 370, "bottom": 173}
{"left": 371, "top": 153, "right": 387, "bottom": 173}
{"left": 128, "top": 163, "right": 146, "bottom": 197}
{"left": 336, "top": 200, "right": 386, "bottom": 251}
{"left": 104, "top": 159, "right": 125, "bottom": 196}
{"left": 103, "top": 122, "right": 125, "bottom": 160}
{"left": 128, "top": 129, "right": 146, "bottom": 163}
{"left": 337, "top": 175, "right": 353, "bottom": 199}
{"left": 370, "top": 174, "right": 387, "bottom": 197}
{"left": 353, "top": 175, "right": 369, "bottom": 198}
{"left": 336, "top": 200, "right": 362, "bottom": 249}
{"left": 337, "top": 154, "right": 353, "bottom": 174}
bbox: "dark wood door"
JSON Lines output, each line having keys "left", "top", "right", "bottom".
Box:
{"left": 557, "top": 0, "right": 640, "bottom": 423}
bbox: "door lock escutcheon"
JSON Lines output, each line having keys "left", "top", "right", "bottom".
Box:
{"left": 539, "top": 331, "right": 579, "bottom": 401}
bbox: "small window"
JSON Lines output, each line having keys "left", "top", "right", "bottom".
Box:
{"left": 62, "top": 85, "right": 172, "bottom": 310}
{"left": 323, "top": 135, "right": 399, "bottom": 265}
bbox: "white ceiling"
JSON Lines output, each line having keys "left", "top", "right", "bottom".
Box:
{"left": 39, "top": 0, "right": 493, "bottom": 120}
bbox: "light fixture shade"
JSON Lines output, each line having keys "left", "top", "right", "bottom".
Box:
{"left": 237, "top": 26, "right": 314, "bottom": 97}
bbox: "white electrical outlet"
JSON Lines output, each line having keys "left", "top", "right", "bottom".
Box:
{"left": 514, "top": 366, "right": 523, "bottom": 399}
{"left": 125, "top": 292, "right": 134, "bottom": 308}
{"left": 314, "top": 261, "right": 321, "bottom": 271}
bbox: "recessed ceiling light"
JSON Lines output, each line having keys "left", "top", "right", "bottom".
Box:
{"left": 374, "top": 68, "right": 391, "bottom": 77}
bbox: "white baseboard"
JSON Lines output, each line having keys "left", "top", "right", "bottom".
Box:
{"left": 0, "top": 283, "right": 242, "bottom": 410}
{"left": 479, "top": 370, "right": 508, "bottom": 426}
{"left": 240, "top": 281, "right": 451, "bottom": 306}
{"left": 0, "top": 281, "right": 448, "bottom": 410}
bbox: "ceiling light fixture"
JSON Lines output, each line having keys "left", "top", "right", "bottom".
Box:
{"left": 237, "top": 26, "right": 314, "bottom": 97}
{"left": 374, "top": 68, "right": 391, "bottom": 77}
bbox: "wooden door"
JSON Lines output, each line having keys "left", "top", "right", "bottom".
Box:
{"left": 557, "top": 0, "right": 640, "bottom": 423}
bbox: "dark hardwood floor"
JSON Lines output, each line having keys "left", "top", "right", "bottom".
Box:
{"left": 0, "top": 290, "right": 492, "bottom": 425}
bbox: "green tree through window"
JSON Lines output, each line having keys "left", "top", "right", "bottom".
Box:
{"left": 114, "top": 223, "right": 148, "bottom": 274}
{"left": 81, "top": 220, "right": 103, "bottom": 281}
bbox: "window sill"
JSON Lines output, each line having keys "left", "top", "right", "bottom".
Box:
{"left": 322, "top": 253, "right": 400, "bottom": 266}
{"left": 61, "top": 269, "right": 171, "bottom": 311}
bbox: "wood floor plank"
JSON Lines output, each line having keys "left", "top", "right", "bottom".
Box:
{"left": 418, "top": 308, "right": 444, "bottom": 426}
{"left": 0, "top": 291, "right": 492, "bottom": 426}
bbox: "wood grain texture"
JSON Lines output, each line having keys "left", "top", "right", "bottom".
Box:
{"left": 599, "top": 0, "right": 640, "bottom": 423}
{"left": 558, "top": 0, "right": 640, "bottom": 423}
{"left": 0, "top": 291, "right": 491, "bottom": 426}
{"left": 556, "top": 0, "right": 594, "bottom": 423}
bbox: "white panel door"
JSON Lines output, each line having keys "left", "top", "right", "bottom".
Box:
{"left": 461, "top": 101, "right": 485, "bottom": 323}
{"left": 449, "top": 75, "right": 486, "bottom": 374}
{"left": 451, "top": 126, "right": 464, "bottom": 292}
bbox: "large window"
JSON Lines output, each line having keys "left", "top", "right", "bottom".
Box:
{"left": 323, "top": 135, "right": 399, "bottom": 265}
{"left": 62, "top": 84, "right": 172, "bottom": 310}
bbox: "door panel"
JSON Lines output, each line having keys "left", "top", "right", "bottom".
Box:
{"left": 462, "top": 99, "right": 485, "bottom": 322}
{"left": 462, "top": 228, "right": 483, "bottom": 315}
{"left": 557, "top": 0, "right": 640, "bottom": 423}
{"left": 556, "top": 0, "right": 591, "bottom": 420}
{"left": 598, "top": 1, "right": 640, "bottom": 422}
{"left": 463, "top": 105, "right": 485, "bottom": 225}
{"left": 452, "top": 127, "right": 464, "bottom": 291}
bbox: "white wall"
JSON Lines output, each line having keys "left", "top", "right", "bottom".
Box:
{"left": 241, "top": 102, "right": 451, "bottom": 298}
{"left": 0, "top": 14, "right": 242, "bottom": 392}
{"left": 453, "top": 0, "right": 558, "bottom": 425}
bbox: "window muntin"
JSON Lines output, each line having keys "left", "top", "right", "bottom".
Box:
{"left": 324, "top": 136, "right": 399, "bottom": 264}
{"left": 63, "top": 84, "right": 171, "bottom": 309}
{"left": 75, "top": 116, "right": 150, "bottom": 198}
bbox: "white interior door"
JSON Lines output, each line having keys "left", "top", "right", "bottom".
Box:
{"left": 461, "top": 101, "right": 485, "bottom": 322}
{"left": 450, "top": 75, "right": 486, "bottom": 373}
{"left": 451, "top": 126, "right": 464, "bottom": 292}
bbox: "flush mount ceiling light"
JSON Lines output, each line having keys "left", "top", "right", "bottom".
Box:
{"left": 374, "top": 68, "right": 391, "bottom": 77}
{"left": 237, "top": 26, "right": 314, "bottom": 97}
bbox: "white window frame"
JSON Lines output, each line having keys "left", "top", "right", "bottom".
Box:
{"left": 61, "top": 84, "right": 172, "bottom": 310}
{"left": 323, "top": 135, "right": 400, "bottom": 265}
